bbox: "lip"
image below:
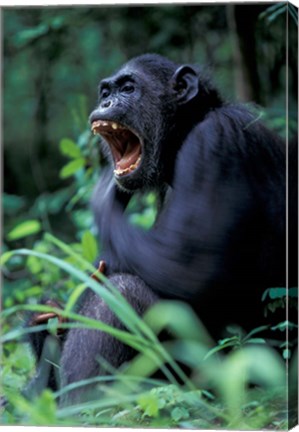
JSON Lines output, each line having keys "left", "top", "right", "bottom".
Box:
{"left": 91, "top": 119, "right": 143, "bottom": 177}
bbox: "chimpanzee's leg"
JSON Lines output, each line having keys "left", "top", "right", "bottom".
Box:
{"left": 60, "top": 273, "right": 158, "bottom": 405}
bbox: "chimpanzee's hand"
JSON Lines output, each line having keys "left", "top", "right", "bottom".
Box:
{"left": 29, "top": 299, "right": 68, "bottom": 336}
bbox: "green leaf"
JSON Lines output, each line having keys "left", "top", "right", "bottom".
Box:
{"left": 204, "top": 340, "right": 237, "bottom": 360}
{"left": 259, "top": 3, "right": 286, "bottom": 21}
{"left": 244, "top": 325, "right": 269, "bottom": 340}
{"left": 245, "top": 338, "right": 266, "bottom": 344}
{"left": 129, "top": 208, "right": 157, "bottom": 230}
{"left": 59, "top": 138, "right": 82, "bottom": 159}
{"left": 27, "top": 255, "right": 43, "bottom": 274}
{"left": 7, "top": 220, "right": 41, "bottom": 240}
{"left": 157, "top": 397, "right": 167, "bottom": 409}
{"left": 48, "top": 317, "right": 60, "bottom": 335}
{"left": 283, "top": 349, "right": 291, "bottom": 360}
{"left": 271, "top": 320, "right": 298, "bottom": 332}
{"left": 13, "top": 24, "right": 49, "bottom": 47}
{"left": 3, "top": 193, "right": 26, "bottom": 215}
{"left": 261, "top": 288, "right": 270, "bottom": 302}
{"left": 289, "top": 4, "right": 298, "bottom": 25}
{"left": 269, "top": 287, "right": 286, "bottom": 299}
{"left": 59, "top": 158, "right": 85, "bottom": 178}
{"left": 0, "top": 251, "right": 14, "bottom": 266}
{"left": 289, "top": 287, "right": 298, "bottom": 298}
{"left": 138, "top": 393, "right": 159, "bottom": 418}
{"left": 32, "top": 390, "right": 57, "bottom": 424}
{"left": 81, "top": 231, "right": 99, "bottom": 263}
{"left": 171, "top": 406, "right": 190, "bottom": 422}
{"left": 219, "top": 336, "right": 239, "bottom": 346}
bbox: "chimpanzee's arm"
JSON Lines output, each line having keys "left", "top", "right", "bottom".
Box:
{"left": 93, "top": 109, "right": 265, "bottom": 301}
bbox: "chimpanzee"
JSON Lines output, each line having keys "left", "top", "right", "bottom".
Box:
{"left": 90, "top": 53, "right": 292, "bottom": 337}
{"left": 28, "top": 53, "right": 296, "bottom": 405}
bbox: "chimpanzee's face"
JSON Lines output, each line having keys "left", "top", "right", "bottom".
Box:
{"left": 89, "top": 64, "right": 167, "bottom": 191}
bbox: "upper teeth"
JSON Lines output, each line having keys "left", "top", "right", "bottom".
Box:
{"left": 91, "top": 120, "right": 121, "bottom": 133}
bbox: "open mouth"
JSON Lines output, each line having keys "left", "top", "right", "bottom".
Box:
{"left": 91, "top": 120, "right": 142, "bottom": 176}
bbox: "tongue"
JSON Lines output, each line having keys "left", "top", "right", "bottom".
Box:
{"left": 116, "top": 142, "right": 140, "bottom": 170}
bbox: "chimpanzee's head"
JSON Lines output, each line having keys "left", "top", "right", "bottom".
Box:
{"left": 89, "top": 54, "right": 220, "bottom": 191}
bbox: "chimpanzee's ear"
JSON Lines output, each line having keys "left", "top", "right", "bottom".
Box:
{"left": 171, "top": 65, "right": 198, "bottom": 105}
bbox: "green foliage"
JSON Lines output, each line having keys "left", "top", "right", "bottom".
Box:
{"left": 137, "top": 386, "right": 219, "bottom": 427}
{"left": 3, "top": 194, "right": 26, "bottom": 215}
{"left": 60, "top": 158, "right": 86, "bottom": 179}
{"left": 138, "top": 392, "right": 160, "bottom": 418}
{"left": 4, "top": 389, "right": 58, "bottom": 426}
{"left": 7, "top": 220, "right": 42, "bottom": 241}
{"left": 262, "top": 287, "right": 298, "bottom": 324}
{"left": 1, "top": 237, "right": 297, "bottom": 428}
{"left": 59, "top": 138, "right": 82, "bottom": 159}
{"left": 204, "top": 325, "right": 269, "bottom": 359}
{"left": 81, "top": 231, "right": 99, "bottom": 263}
{"left": 262, "top": 287, "right": 298, "bottom": 301}
{"left": 128, "top": 192, "right": 158, "bottom": 230}
{"left": 259, "top": 2, "right": 298, "bottom": 26}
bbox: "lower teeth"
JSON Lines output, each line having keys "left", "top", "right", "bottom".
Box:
{"left": 114, "top": 156, "right": 141, "bottom": 176}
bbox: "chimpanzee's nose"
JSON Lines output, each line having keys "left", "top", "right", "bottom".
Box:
{"left": 101, "top": 99, "right": 112, "bottom": 109}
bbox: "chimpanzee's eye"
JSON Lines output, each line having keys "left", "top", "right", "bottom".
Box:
{"left": 101, "top": 88, "right": 110, "bottom": 98}
{"left": 121, "top": 84, "right": 135, "bottom": 94}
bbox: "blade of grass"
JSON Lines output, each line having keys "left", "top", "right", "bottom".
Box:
{"left": 3, "top": 248, "right": 192, "bottom": 388}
